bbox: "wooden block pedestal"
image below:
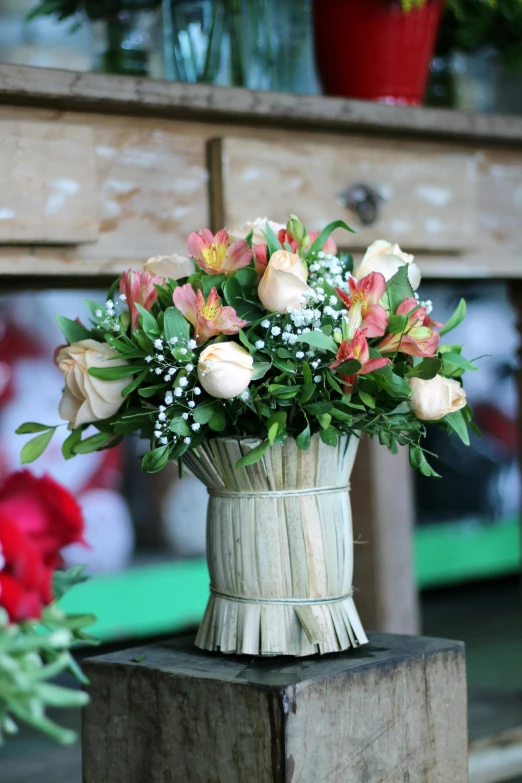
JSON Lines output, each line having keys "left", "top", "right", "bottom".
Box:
{"left": 82, "top": 633, "right": 468, "bottom": 783}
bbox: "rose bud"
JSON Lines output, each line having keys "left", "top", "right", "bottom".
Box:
{"left": 197, "top": 342, "right": 253, "bottom": 399}
{"left": 355, "top": 240, "right": 421, "bottom": 290}
{"left": 56, "top": 340, "right": 131, "bottom": 428}
{"left": 257, "top": 250, "right": 311, "bottom": 314}
{"left": 408, "top": 374, "right": 467, "bottom": 421}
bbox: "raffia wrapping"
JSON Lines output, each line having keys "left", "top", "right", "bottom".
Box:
{"left": 184, "top": 433, "right": 368, "bottom": 656}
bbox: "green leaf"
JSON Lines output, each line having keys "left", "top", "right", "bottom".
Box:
{"left": 267, "top": 411, "right": 287, "bottom": 444}
{"left": 164, "top": 306, "right": 190, "bottom": 344}
{"left": 262, "top": 223, "right": 282, "bottom": 257}
{"left": 53, "top": 566, "right": 89, "bottom": 601}
{"left": 409, "top": 444, "right": 422, "bottom": 470}
{"left": 270, "top": 385, "right": 301, "bottom": 399}
{"left": 236, "top": 440, "right": 269, "bottom": 469}
{"left": 305, "top": 401, "right": 333, "bottom": 415}
{"left": 319, "top": 427, "right": 338, "bottom": 447}
{"left": 193, "top": 403, "right": 218, "bottom": 425}
{"left": 442, "top": 352, "right": 478, "bottom": 372}
{"left": 372, "top": 366, "right": 412, "bottom": 399}
{"left": 62, "top": 428, "right": 82, "bottom": 460}
{"left": 440, "top": 298, "right": 466, "bottom": 337}
{"left": 239, "top": 329, "right": 257, "bottom": 355}
{"left": 21, "top": 429, "right": 55, "bottom": 464}
{"left": 142, "top": 445, "right": 169, "bottom": 473}
{"left": 334, "top": 359, "right": 361, "bottom": 375}
{"left": 418, "top": 451, "right": 441, "bottom": 478}
{"left": 73, "top": 432, "right": 112, "bottom": 454}
{"left": 330, "top": 408, "right": 353, "bottom": 422}
{"left": 234, "top": 266, "right": 259, "bottom": 290}
{"left": 359, "top": 391, "right": 376, "bottom": 408}
{"left": 325, "top": 372, "right": 343, "bottom": 394}
{"left": 296, "top": 423, "right": 311, "bottom": 450}
{"left": 202, "top": 274, "right": 225, "bottom": 297}
{"left": 387, "top": 314, "right": 409, "bottom": 334}
{"left": 407, "top": 357, "right": 442, "bottom": 380}
{"left": 121, "top": 369, "right": 148, "bottom": 397}
{"left": 252, "top": 361, "right": 271, "bottom": 381}
{"left": 135, "top": 304, "right": 160, "bottom": 338}
{"left": 88, "top": 365, "right": 135, "bottom": 380}
{"left": 317, "top": 413, "right": 332, "bottom": 429}
{"left": 297, "top": 331, "right": 337, "bottom": 353}
{"left": 386, "top": 265, "right": 414, "bottom": 314}
{"left": 56, "top": 315, "right": 91, "bottom": 343}
{"left": 299, "top": 384, "right": 316, "bottom": 404}
{"left": 138, "top": 384, "right": 165, "bottom": 398}
{"left": 169, "top": 417, "right": 191, "bottom": 437}
{"left": 16, "top": 422, "right": 55, "bottom": 434}
{"left": 208, "top": 406, "right": 227, "bottom": 431}
{"left": 302, "top": 362, "right": 313, "bottom": 385}
{"left": 445, "top": 409, "right": 470, "bottom": 446}
{"left": 307, "top": 219, "right": 355, "bottom": 256}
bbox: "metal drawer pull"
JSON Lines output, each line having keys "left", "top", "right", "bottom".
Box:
{"left": 337, "top": 183, "right": 384, "bottom": 226}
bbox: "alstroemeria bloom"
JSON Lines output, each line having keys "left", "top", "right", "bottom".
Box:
{"left": 278, "top": 228, "right": 337, "bottom": 255}
{"left": 120, "top": 270, "right": 162, "bottom": 331}
{"left": 173, "top": 284, "right": 246, "bottom": 345}
{"left": 335, "top": 272, "right": 388, "bottom": 338}
{"left": 377, "top": 297, "right": 440, "bottom": 358}
{"left": 329, "top": 329, "right": 391, "bottom": 391}
{"left": 187, "top": 229, "right": 252, "bottom": 276}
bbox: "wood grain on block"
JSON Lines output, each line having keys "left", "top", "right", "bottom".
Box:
{"left": 0, "top": 121, "right": 98, "bottom": 244}
{"left": 82, "top": 632, "right": 468, "bottom": 783}
{"left": 211, "top": 136, "right": 478, "bottom": 251}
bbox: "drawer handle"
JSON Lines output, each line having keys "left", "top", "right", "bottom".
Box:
{"left": 337, "top": 183, "right": 383, "bottom": 227}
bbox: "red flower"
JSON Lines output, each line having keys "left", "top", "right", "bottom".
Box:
{"left": 335, "top": 272, "right": 388, "bottom": 338}
{"left": 277, "top": 228, "right": 337, "bottom": 255}
{"left": 330, "top": 329, "right": 391, "bottom": 392}
{"left": 0, "top": 471, "right": 85, "bottom": 622}
{"left": 377, "top": 297, "right": 440, "bottom": 358}
{"left": 119, "top": 270, "right": 162, "bottom": 331}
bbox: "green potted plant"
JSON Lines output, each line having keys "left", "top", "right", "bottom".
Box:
{"left": 27, "top": 0, "right": 161, "bottom": 76}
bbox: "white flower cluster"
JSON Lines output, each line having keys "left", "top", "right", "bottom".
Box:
{"left": 95, "top": 296, "right": 126, "bottom": 333}
{"left": 413, "top": 292, "right": 434, "bottom": 315}
{"left": 307, "top": 251, "right": 353, "bottom": 292}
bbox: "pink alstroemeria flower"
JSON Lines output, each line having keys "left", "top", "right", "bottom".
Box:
{"left": 187, "top": 229, "right": 252, "bottom": 276}
{"left": 173, "top": 284, "right": 247, "bottom": 345}
{"left": 120, "top": 270, "right": 162, "bottom": 331}
{"left": 277, "top": 228, "right": 337, "bottom": 255}
{"left": 330, "top": 328, "right": 391, "bottom": 392}
{"left": 377, "top": 297, "right": 440, "bottom": 358}
{"left": 335, "top": 272, "right": 388, "bottom": 338}
{"left": 253, "top": 244, "right": 268, "bottom": 277}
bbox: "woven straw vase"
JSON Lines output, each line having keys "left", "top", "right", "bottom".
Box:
{"left": 184, "top": 434, "right": 368, "bottom": 657}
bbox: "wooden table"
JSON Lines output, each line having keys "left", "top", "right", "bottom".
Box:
{"left": 1, "top": 63, "right": 521, "bottom": 637}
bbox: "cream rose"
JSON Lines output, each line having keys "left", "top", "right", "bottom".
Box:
{"left": 144, "top": 253, "right": 194, "bottom": 280}
{"left": 355, "top": 239, "right": 421, "bottom": 291}
{"left": 197, "top": 342, "right": 253, "bottom": 399}
{"left": 258, "top": 250, "right": 311, "bottom": 314}
{"left": 57, "top": 340, "right": 131, "bottom": 428}
{"left": 228, "top": 217, "right": 285, "bottom": 247}
{"left": 408, "top": 375, "right": 467, "bottom": 421}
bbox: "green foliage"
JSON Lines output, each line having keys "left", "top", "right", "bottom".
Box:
{"left": 0, "top": 568, "right": 97, "bottom": 746}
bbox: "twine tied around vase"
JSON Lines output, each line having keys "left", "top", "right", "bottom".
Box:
{"left": 210, "top": 587, "right": 354, "bottom": 605}
{"left": 207, "top": 484, "right": 350, "bottom": 499}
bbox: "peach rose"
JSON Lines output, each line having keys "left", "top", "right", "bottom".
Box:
{"left": 257, "top": 250, "right": 311, "bottom": 314}
{"left": 355, "top": 240, "right": 421, "bottom": 291}
{"left": 228, "top": 217, "right": 285, "bottom": 247}
{"left": 57, "top": 340, "right": 131, "bottom": 428}
{"left": 197, "top": 342, "right": 253, "bottom": 399}
{"left": 408, "top": 375, "right": 467, "bottom": 421}
{"left": 143, "top": 253, "right": 194, "bottom": 280}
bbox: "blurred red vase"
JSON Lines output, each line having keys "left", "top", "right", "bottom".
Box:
{"left": 313, "top": 0, "right": 444, "bottom": 106}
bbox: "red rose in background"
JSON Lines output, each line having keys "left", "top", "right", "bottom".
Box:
{"left": 0, "top": 471, "right": 85, "bottom": 622}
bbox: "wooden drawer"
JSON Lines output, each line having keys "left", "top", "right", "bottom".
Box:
{"left": 210, "top": 136, "right": 478, "bottom": 252}
{"left": 0, "top": 117, "right": 209, "bottom": 275}
{"left": 0, "top": 121, "right": 98, "bottom": 244}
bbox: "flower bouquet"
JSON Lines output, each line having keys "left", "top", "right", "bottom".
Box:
{"left": 0, "top": 470, "right": 96, "bottom": 744}
{"left": 19, "top": 215, "right": 475, "bottom": 656}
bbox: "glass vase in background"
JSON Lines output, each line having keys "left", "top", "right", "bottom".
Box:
{"left": 162, "top": 0, "right": 319, "bottom": 93}
{"left": 90, "top": 0, "right": 163, "bottom": 77}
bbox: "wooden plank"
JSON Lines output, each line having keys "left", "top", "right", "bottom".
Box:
{"left": 0, "top": 121, "right": 97, "bottom": 244}
{"left": 82, "top": 632, "right": 468, "bottom": 783}
{"left": 212, "top": 136, "right": 478, "bottom": 251}
{"left": 0, "top": 63, "right": 521, "bottom": 145}
{"left": 351, "top": 438, "right": 420, "bottom": 635}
